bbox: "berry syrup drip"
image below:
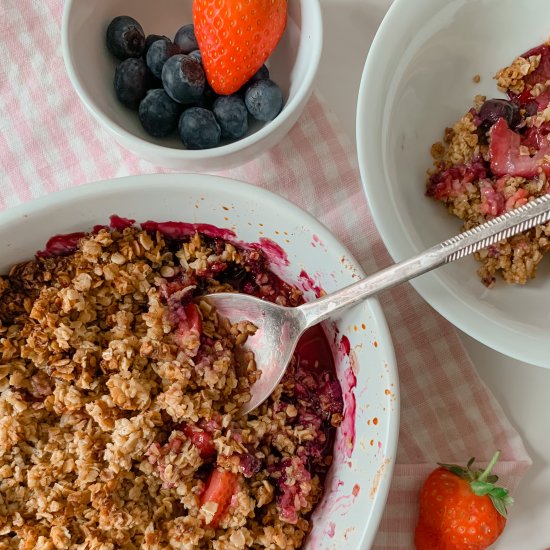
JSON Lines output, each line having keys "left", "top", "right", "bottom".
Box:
{"left": 36, "top": 232, "right": 87, "bottom": 258}
{"left": 292, "top": 325, "right": 344, "bottom": 466}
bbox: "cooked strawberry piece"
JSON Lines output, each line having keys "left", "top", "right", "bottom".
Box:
{"left": 168, "top": 436, "right": 185, "bottom": 454}
{"left": 508, "top": 86, "right": 533, "bottom": 107}
{"left": 523, "top": 43, "right": 550, "bottom": 88}
{"left": 529, "top": 87, "right": 550, "bottom": 111}
{"left": 238, "top": 453, "right": 262, "bottom": 478}
{"left": 426, "top": 160, "right": 487, "bottom": 201}
{"left": 36, "top": 232, "right": 86, "bottom": 258}
{"left": 183, "top": 302, "right": 201, "bottom": 333}
{"left": 200, "top": 468, "right": 238, "bottom": 527}
{"left": 109, "top": 214, "right": 135, "bottom": 230}
{"left": 521, "top": 121, "right": 550, "bottom": 149}
{"left": 183, "top": 424, "right": 216, "bottom": 459}
{"left": 508, "top": 44, "right": 550, "bottom": 108}
{"left": 170, "top": 301, "right": 202, "bottom": 336}
{"left": 479, "top": 180, "right": 505, "bottom": 218}
{"left": 510, "top": 87, "right": 550, "bottom": 112}
{"left": 489, "top": 117, "right": 550, "bottom": 177}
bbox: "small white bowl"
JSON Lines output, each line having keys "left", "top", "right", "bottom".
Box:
{"left": 0, "top": 173, "right": 398, "bottom": 549}
{"left": 357, "top": 0, "right": 550, "bottom": 367}
{"left": 61, "top": 0, "right": 322, "bottom": 172}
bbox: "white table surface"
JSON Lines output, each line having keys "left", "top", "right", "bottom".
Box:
{"left": 316, "top": 1, "right": 550, "bottom": 548}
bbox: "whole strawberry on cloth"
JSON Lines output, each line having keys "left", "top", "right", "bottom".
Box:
{"left": 193, "top": 0, "right": 287, "bottom": 95}
{"left": 415, "top": 451, "right": 513, "bottom": 550}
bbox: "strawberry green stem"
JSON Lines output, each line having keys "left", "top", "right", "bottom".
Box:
{"left": 478, "top": 450, "right": 500, "bottom": 482}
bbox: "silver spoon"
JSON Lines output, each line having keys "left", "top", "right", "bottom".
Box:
{"left": 204, "top": 194, "right": 550, "bottom": 415}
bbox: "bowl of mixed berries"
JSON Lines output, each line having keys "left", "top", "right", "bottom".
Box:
{"left": 62, "top": 0, "right": 322, "bottom": 171}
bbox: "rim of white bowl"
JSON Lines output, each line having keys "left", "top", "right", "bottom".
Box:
{"left": 0, "top": 173, "right": 400, "bottom": 545}
{"left": 356, "top": 0, "right": 549, "bottom": 367}
{"left": 60, "top": 1, "right": 323, "bottom": 161}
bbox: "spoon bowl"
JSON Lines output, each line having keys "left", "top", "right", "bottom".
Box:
{"left": 204, "top": 293, "right": 304, "bottom": 415}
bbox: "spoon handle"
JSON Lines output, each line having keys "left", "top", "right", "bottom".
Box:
{"left": 299, "top": 194, "right": 550, "bottom": 328}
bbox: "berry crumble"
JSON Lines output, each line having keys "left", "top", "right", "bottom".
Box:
{"left": 426, "top": 38, "right": 550, "bottom": 287}
{"left": 0, "top": 219, "right": 343, "bottom": 549}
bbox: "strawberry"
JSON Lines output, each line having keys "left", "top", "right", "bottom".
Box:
{"left": 193, "top": 0, "right": 287, "bottom": 95}
{"left": 200, "top": 468, "right": 239, "bottom": 527}
{"left": 522, "top": 43, "right": 550, "bottom": 89}
{"left": 415, "top": 451, "right": 513, "bottom": 550}
{"left": 489, "top": 117, "right": 550, "bottom": 178}
{"left": 182, "top": 424, "right": 217, "bottom": 460}
{"left": 508, "top": 43, "right": 550, "bottom": 107}
{"left": 183, "top": 302, "right": 202, "bottom": 333}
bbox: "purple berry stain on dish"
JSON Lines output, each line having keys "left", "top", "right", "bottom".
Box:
{"left": 249, "top": 237, "right": 290, "bottom": 267}
{"left": 140, "top": 220, "right": 236, "bottom": 241}
{"left": 337, "top": 335, "right": 357, "bottom": 459}
{"left": 298, "top": 269, "right": 325, "bottom": 299}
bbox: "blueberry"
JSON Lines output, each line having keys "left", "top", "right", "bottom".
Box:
{"left": 213, "top": 95, "right": 248, "bottom": 139}
{"left": 525, "top": 100, "right": 539, "bottom": 117}
{"left": 162, "top": 54, "right": 205, "bottom": 104}
{"left": 139, "top": 89, "right": 181, "bottom": 137}
{"left": 114, "top": 57, "right": 148, "bottom": 109}
{"left": 250, "top": 64, "right": 270, "bottom": 83}
{"left": 106, "top": 16, "right": 145, "bottom": 60}
{"left": 174, "top": 24, "right": 199, "bottom": 54}
{"left": 146, "top": 38, "right": 181, "bottom": 79}
{"left": 194, "top": 82, "right": 218, "bottom": 109}
{"left": 144, "top": 34, "right": 170, "bottom": 56}
{"left": 189, "top": 49, "right": 202, "bottom": 64}
{"left": 235, "top": 65, "right": 270, "bottom": 97}
{"left": 478, "top": 99, "right": 520, "bottom": 131}
{"left": 244, "top": 79, "right": 283, "bottom": 121}
{"left": 178, "top": 107, "right": 221, "bottom": 149}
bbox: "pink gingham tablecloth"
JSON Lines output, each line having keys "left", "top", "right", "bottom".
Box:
{"left": 0, "top": 2, "right": 532, "bottom": 548}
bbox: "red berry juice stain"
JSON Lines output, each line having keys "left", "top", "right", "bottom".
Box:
{"left": 250, "top": 237, "right": 289, "bottom": 267}
{"left": 109, "top": 214, "right": 135, "bottom": 230}
{"left": 36, "top": 232, "right": 87, "bottom": 258}
{"left": 326, "top": 521, "right": 336, "bottom": 538}
{"left": 340, "top": 335, "right": 351, "bottom": 355}
{"left": 338, "top": 335, "right": 356, "bottom": 458}
{"left": 141, "top": 220, "right": 236, "bottom": 241}
{"left": 298, "top": 269, "right": 325, "bottom": 298}
{"left": 293, "top": 324, "right": 334, "bottom": 369}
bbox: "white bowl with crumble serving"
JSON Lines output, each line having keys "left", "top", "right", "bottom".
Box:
{"left": 0, "top": 173, "right": 398, "bottom": 549}
{"left": 61, "top": 0, "right": 322, "bottom": 171}
{"left": 357, "top": 0, "right": 550, "bottom": 367}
